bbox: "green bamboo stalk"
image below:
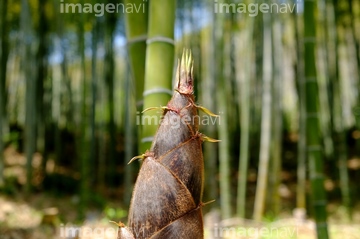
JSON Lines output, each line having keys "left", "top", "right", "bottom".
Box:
{"left": 303, "top": 0, "right": 329, "bottom": 238}
{"left": 348, "top": 0, "right": 360, "bottom": 155}
{"left": 201, "top": 0, "right": 218, "bottom": 206}
{"left": 123, "top": 0, "right": 148, "bottom": 206}
{"left": 214, "top": 0, "right": 232, "bottom": 219}
{"left": 294, "top": 7, "right": 307, "bottom": 211}
{"left": 0, "top": 0, "right": 9, "bottom": 186}
{"left": 124, "top": 67, "right": 136, "bottom": 206}
{"left": 124, "top": 0, "right": 148, "bottom": 113}
{"left": 349, "top": 0, "right": 360, "bottom": 199}
{"left": 253, "top": 14, "right": 264, "bottom": 138}
{"left": 269, "top": 12, "right": 283, "bottom": 215}
{"left": 104, "top": 6, "right": 117, "bottom": 186}
{"left": 218, "top": 28, "right": 232, "bottom": 220}
{"left": 21, "top": 0, "right": 37, "bottom": 193}
{"left": 347, "top": 0, "right": 360, "bottom": 123}
{"left": 78, "top": 5, "right": 88, "bottom": 219}
{"left": 36, "top": 0, "right": 48, "bottom": 176}
{"left": 90, "top": 17, "right": 99, "bottom": 199}
{"left": 236, "top": 11, "right": 254, "bottom": 219}
{"left": 140, "top": 0, "right": 175, "bottom": 152}
{"left": 253, "top": 11, "right": 272, "bottom": 222}
{"left": 331, "top": 0, "right": 351, "bottom": 220}
{"left": 317, "top": 0, "right": 334, "bottom": 162}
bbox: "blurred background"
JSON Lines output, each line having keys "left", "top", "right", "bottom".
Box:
{"left": 0, "top": 0, "right": 360, "bottom": 238}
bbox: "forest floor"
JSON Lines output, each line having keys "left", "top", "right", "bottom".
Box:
{"left": 1, "top": 146, "right": 360, "bottom": 239}
{"left": 1, "top": 190, "right": 360, "bottom": 238}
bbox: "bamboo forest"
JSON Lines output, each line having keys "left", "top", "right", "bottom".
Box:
{"left": 0, "top": 0, "right": 360, "bottom": 238}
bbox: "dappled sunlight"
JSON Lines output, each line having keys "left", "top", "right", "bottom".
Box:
{"left": 0, "top": 193, "right": 127, "bottom": 239}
